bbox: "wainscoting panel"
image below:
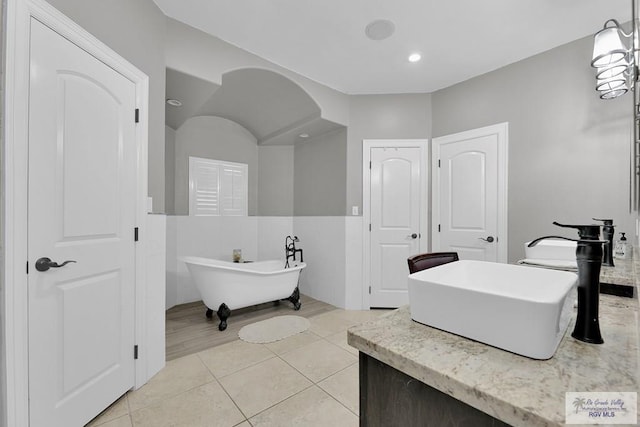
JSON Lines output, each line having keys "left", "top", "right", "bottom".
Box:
{"left": 293, "top": 217, "right": 346, "bottom": 308}
{"left": 257, "top": 217, "right": 294, "bottom": 261}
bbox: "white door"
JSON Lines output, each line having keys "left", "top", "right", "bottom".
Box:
{"left": 368, "top": 145, "right": 424, "bottom": 307}
{"left": 432, "top": 123, "right": 508, "bottom": 262}
{"left": 28, "top": 18, "right": 137, "bottom": 427}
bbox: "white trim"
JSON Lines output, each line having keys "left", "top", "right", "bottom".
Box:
{"left": 3, "top": 0, "right": 31, "bottom": 424}
{"left": 362, "top": 139, "right": 429, "bottom": 309}
{"left": 134, "top": 75, "right": 150, "bottom": 389}
{"left": 2, "top": 1, "right": 150, "bottom": 425}
{"left": 431, "top": 122, "right": 509, "bottom": 263}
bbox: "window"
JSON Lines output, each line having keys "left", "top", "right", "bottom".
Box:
{"left": 188, "top": 156, "right": 248, "bottom": 216}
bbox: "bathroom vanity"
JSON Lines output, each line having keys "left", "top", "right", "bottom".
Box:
{"left": 348, "top": 257, "right": 639, "bottom": 427}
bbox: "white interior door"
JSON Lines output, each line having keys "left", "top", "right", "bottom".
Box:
{"left": 369, "top": 145, "right": 424, "bottom": 307}
{"left": 432, "top": 123, "right": 508, "bottom": 262}
{"left": 28, "top": 18, "right": 137, "bottom": 427}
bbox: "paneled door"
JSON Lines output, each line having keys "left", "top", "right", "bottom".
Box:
{"left": 368, "top": 144, "right": 425, "bottom": 307}
{"left": 27, "top": 18, "right": 137, "bottom": 426}
{"left": 432, "top": 123, "right": 508, "bottom": 262}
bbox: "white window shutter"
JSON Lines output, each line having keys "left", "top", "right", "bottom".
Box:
{"left": 220, "top": 163, "right": 248, "bottom": 216}
{"left": 189, "top": 157, "right": 248, "bottom": 216}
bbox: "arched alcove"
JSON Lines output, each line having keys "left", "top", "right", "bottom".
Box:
{"left": 166, "top": 67, "right": 344, "bottom": 144}
{"left": 165, "top": 67, "right": 347, "bottom": 216}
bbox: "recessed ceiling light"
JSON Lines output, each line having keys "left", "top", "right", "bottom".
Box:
{"left": 166, "top": 99, "right": 182, "bottom": 107}
{"left": 408, "top": 53, "right": 422, "bottom": 63}
{"left": 298, "top": 133, "right": 310, "bottom": 138}
{"left": 365, "top": 20, "right": 395, "bottom": 41}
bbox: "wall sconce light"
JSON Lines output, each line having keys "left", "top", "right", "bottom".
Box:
{"left": 596, "top": 1, "right": 640, "bottom": 212}
{"left": 591, "top": 18, "right": 637, "bottom": 100}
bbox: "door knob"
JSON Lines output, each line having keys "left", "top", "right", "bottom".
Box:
{"left": 408, "top": 233, "right": 418, "bottom": 239}
{"left": 478, "top": 236, "right": 495, "bottom": 243}
{"left": 35, "top": 257, "right": 76, "bottom": 272}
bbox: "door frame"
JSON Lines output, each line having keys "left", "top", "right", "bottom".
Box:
{"left": 362, "top": 139, "right": 428, "bottom": 309}
{"left": 431, "top": 123, "right": 509, "bottom": 263}
{"left": 3, "top": 1, "right": 150, "bottom": 426}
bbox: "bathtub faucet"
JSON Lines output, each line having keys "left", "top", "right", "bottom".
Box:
{"left": 285, "top": 235, "right": 304, "bottom": 268}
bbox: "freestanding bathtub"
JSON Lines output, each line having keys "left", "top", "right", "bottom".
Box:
{"left": 181, "top": 256, "right": 306, "bottom": 331}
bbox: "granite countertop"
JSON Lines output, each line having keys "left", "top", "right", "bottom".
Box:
{"left": 601, "top": 256, "right": 635, "bottom": 287}
{"left": 348, "top": 257, "right": 640, "bottom": 427}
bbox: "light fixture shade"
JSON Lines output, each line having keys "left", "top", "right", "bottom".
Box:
{"left": 595, "top": 62, "right": 629, "bottom": 79}
{"left": 596, "top": 76, "right": 628, "bottom": 92}
{"left": 600, "top": 87, "right": 628, "bottom": 99}
{"left": 591, "top": 23, "right": 628, "bottom": 68}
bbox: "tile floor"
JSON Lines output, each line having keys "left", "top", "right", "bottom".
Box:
{"left": 87, "top": 308, "right": 389, "bottom": 427}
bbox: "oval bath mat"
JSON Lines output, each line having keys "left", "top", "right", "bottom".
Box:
{"left": 238, "top": 315, "right": 310, "bottom": 344}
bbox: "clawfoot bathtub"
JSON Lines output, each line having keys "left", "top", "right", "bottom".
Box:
{"left": 181, "top": 256, "right": 306, "bottom": 331}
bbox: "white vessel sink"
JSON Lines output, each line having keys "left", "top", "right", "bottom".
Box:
{"left": 524, "top": 239, "right": 576, "bottom": 261}
{"left": 408, "top": 260, "right": 577, "bottom": 359}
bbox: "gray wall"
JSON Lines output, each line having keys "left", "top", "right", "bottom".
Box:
{"left": 347, "top": 94, "right": 432, "bottom": 214}
{"left": 432, "top": 35, "right": 635, "bottom": 262}
{"left": 174, "top": 116, "right": 259, "bottom": 215}
{"left": 258, "top": 145, "right": 294, "bottom": 216}
{"left": 294, "top": 129, "right": 347, "bottom": 216}
{"left": 46, "top": 0, "right": 167, "bottom": 212}
{"left": 165, "top": 126, "right": 176, "bottom": 214}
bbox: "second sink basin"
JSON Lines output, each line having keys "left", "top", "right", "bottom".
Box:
{"left": 408, "top": 260, "right": 577, "bottom": 359}
{"left": 524, "top": 239, "right": 577, "bottom": 261}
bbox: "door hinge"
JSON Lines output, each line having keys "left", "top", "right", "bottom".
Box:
{"left": 438, "top": 159, "right": 441, "bottom": 168}
{"left": 134, "top": 345, "right": 139, "bottom": 360}
{"left": 135, "top": 108, "right": 140, "bottom": 123}
{"left": 369, "top": 286, "right": 371, "bottom": 294}
{"left": 369, "top": 223, "right": 371, "bottom": 231}
{"left": 369, "top": 161, "right": 372, "bottom": 169}
{"left": 134, "top": 227, "right": 139, "bottom": 242}
{"left": 26, "top": 261, "right": 29, "bottom": 274}
{"left": 438, "top": 224, "right": 441, "bottom": 232}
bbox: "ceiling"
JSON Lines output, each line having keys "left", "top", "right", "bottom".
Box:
{"left": 197, "top": 68, "right": 321, "bottom": 141}
{"left": 152, "top": 0, "right": 631, "bottom": 95}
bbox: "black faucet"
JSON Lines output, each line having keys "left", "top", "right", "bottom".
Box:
{"left": 593, "top": 218, "right": 615, "bottom": 267}
{"left": 285, "top": 235, "right": 304, "bottom": 268}
{"left": 528, "top": 221, "right": 608, "bottom": 344}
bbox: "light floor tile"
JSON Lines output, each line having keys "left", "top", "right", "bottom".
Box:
{"left": 264, "top": 330, "right": 321, "bottom": 355}
{"left": 128, "top": 354, "right": 214, "bottom": 412}
{"left": 307, "top": 310, "right": 355, "bottom": 337}
{"left": 130, "top": 381, "right": 245, "bottom": 427}
{"left": 218, "top": 357, "right": 312, "bottom": 418}
{"left": 318, "top": 363, "right": 359, "bottom": 414}
{"left": 233, "top": 422, "right": 251, "bottom": 427}
{"left": 93, "top": 415, "right": 132, "bottom": 427}
{"left": 280, "top": 339, "right": 357, "bottom": 382}
{"left": 86, "top": 394, "right": 129, "bottom": 426}
{"left": 249, "top": 386, "right": 358, "bottom": 427}
{"left": 198, "top": 339, "right": 275, "bottom": 378}
{"left": 325, "top": 331, "right": 358, "bottom": 355}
